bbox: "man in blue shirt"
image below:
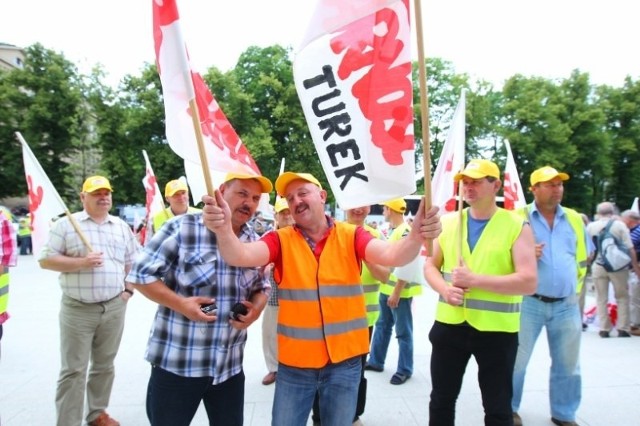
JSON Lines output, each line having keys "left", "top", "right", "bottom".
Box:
{"left": 512, "top": 166, "right": 591, "bottom": 426}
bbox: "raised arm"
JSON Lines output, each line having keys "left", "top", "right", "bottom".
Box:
{"left": 202, "top": 190, "right": 271, "bottom": 267}
{"left": 364, "top": 198, "right": 440, "bottom": 267}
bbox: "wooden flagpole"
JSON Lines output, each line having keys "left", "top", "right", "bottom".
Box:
{"left": 414, "top": 0, "right": 433, "bottom": 255}
{"left": 187, "top": 98, "right": 215, "bottom": 197}
{"left": 15, "top": 132, "right": 94, "bottom": 252}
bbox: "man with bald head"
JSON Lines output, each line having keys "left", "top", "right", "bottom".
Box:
{"left": 203, "top": 172, "right": 441, "bottom": 426}
{"left": 586, "top": 202, "right": 640, "bottom": 338}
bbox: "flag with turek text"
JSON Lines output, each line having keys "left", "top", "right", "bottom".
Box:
{"left": 153, "top": 0, "right": 261, "bottom": 182}
{"left": 503, "top": 139, "right": 526, "bottom": 210}
{"left": 432, "top": 90, "right": 466, "bottom": 213}
{"left": 294, "top": 0, "right": 415, "bottom": 209}
{"left": 18, "top": 133, "right": 67, "bottom": 256}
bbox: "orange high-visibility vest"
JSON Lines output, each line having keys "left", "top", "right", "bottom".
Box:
{"left": 274, "top": 222, "right": 369, "bottom": 368}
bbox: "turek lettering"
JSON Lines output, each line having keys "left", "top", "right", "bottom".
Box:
{"left": 303, "top": 65, "right": 368, "bottom": 190}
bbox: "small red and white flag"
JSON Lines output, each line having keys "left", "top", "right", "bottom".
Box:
{"left": 432, "top": 90, "right": 466, "bottom": 213}
{"left": 503, "top": 139, "right": 526, "bottom": 210}
{"left": 153, "top": 0, "right": 261, "bottom": 182}
{"left": 294, "top": 0, "right": 415, "bottom": 209}
{"left": 17, "top": 132, "right": 67, "bottom": 256}
{"left": 140, "top": 150, "right": 165, "bottom": 243}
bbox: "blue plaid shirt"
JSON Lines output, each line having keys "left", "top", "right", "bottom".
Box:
{"left": 126, "top": 213, "right": 270, "bottom": 384}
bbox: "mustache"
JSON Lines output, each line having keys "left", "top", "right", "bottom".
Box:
{"left": 236, "top": 206, "right": 252, "bottom": 215}
{"left": 295, "top": 203, "right": 309, "bottom": 214}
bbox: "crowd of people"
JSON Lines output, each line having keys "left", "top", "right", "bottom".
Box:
{"left": 2, "top": 160, "right": 640, "bottom": 426}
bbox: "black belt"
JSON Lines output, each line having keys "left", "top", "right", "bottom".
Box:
{"left": 531, "top": 294, "right": 565, "bottom": 303}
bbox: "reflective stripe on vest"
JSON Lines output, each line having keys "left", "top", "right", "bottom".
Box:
{"left": 361, "top": 224, "right": 383, "bottom": 326}
{"left": 379, "top": 222, "right": 423, "bottom": 298}
{"left": 0, "top": 272, "right": 9, "bottom": 314}
{"left": 437, "top": 208, "right": 524, "bottom": 332}
{"left": 275, "top": 222, "right": 369, "bottom": 368}
{"left": 440, "top": 273, "right": 521, "bottom": 313}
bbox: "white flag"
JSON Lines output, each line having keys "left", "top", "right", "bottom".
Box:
{"left": 294, "top": 0, "right": 415, "bottom": 209}
{"left": 141, "top": 150, "right": 165, "bottom": 242}
{"left": 18, "top": 133, "right": 67, "bottom": 256}
{"left": 153, "top": 0, "right": 261, "bottom": 178}
{"left": 631, "top": 197, "right": 638, "bottom": 213}
{"left": 432, "top": 90, "right": 466, "bottom": 213}
{"left": 503, "top": 139, "right": 526, "bottom": 210}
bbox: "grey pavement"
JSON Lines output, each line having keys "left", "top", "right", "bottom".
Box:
{"left": 2, "top": 254, "right": 639, "bottom": 425}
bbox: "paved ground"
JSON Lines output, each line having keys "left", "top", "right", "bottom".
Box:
{"left": 1, "top": 254, "right": 639, "bottom": 425}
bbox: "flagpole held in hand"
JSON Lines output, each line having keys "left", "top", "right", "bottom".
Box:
{"left": 414, "top": 0, "right": 433, "bottom": 255}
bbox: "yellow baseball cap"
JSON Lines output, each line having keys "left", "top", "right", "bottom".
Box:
{"left": 274, "top": 198, "right": 290, "bottom": 213}
{"left": 223, "top": 172, "right": 273, "bottom": 194}
{"left": 454, "top": 159, "right": 500, "bottom": 182}
{"left": 164, "top": 179, "right": 189, "bottom": 197}
{"left": 275, "top": 172, "right": 322, "bottom": 196}
{"left": 82, "top": 176, "right": 113, "bottom": 193}
{"left": 530, "top": 166, "right": 569, "bottom": 186}
{"left": 382, "top": 198, "right": 406, "bottom": 214}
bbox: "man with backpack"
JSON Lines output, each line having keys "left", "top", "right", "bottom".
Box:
{"left": 586, "top": 202, "right": 640, "bottom": 338}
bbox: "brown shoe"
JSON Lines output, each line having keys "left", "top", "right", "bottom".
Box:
{"left": 88, "top": 412, "right": 120, "bottom": 426}
{"left": 631, "top": 328, "right": 640, "bottom": 336}
{"left": 262, "top": 371, "right": 277, "bottom": 385}
{"left": 513, "top": 412, "right": 523, "bottom": 426}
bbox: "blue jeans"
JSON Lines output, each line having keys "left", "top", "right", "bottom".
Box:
{"left": 512, "top": 294, "right": 582, "bottom": 421}
{"left": 368, "top": 293, "right": 413, "bottom": 376}
{"left": 146, "top": 366, "right": 244, "bottom": 426}
{"left": 429, "top": 321, "right": 518, "bottom": 426}
{"left": 272, "top": 357, "right": 361, "bottom": 426}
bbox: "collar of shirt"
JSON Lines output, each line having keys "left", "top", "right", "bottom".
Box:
{"left": 294, "top": 215, "right": 334, "bottom": 254}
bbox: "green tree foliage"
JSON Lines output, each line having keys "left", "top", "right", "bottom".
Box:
{"left": 223, "top": 45, "right": 321, "bottom": 184}
{"left": 0, "top": 44, "right": 84, "bottom": 205}
{"left": 4, "top": 42, "right": 640, "bottom": 217}
{"left": 598, "top": 77, "right": 640, "bottom": 212}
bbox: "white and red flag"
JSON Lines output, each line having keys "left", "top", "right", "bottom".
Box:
{"left": 431, "top": 90, "right": 466, "bottom": 213}
{"left": 153, "top": 0, "right": 261, "bottom": 182}
{"left": 503, "top": 139, "right": 526, "bottom": 210}
{"left": 17, "top": 132, "right": 67, "bottom": 256}
{"left": 140, "top": 150, "right": 165, "bottom": 243}
{"left": 294, "top": 0, "right": 415, "bottom": 209}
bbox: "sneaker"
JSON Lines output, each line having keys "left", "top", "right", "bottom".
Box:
{"left": 364, "top": 362, "right": 383, "bottom": 372}
{"left": 551, "top": 417, "right": 579, "bottom": 426}
{"left": 262, "top": 371, "right": 277, "bottom": 385}
{"left": 598, "top": 330, "right": 610, "bottom": 338}
{"left": 88, "top": 412, "right": 120, "bottom": 426}
{"left": 618, "top": 330, "right": 631, "bottom": 337}
{"left": 513, "top": 412, "right": 523, "bottom": 426}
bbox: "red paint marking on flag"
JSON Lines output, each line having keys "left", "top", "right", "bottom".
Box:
{"left": 329, "top": 3, "right": 413, "bottom": 165}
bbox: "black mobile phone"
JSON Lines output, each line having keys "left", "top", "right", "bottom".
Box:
{"left": 229, "top": 302, "right": 248, "bottom": 320}
{"left": 200, "top": 302, "right": 218, "bottom": 316}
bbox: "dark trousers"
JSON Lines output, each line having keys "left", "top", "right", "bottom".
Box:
{"left": 429, "top": 321, "right": 518, "bottom": 426}
{"left": 146, "top": 365, "right": 245, "bottom": 426}
{"left": 19, "top": 235, "right": 31, "bottom": 255}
